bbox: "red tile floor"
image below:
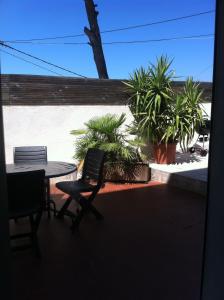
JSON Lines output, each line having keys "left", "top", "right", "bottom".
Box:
{"left": 11, "top": 181, "right": 206, "bottom": 300}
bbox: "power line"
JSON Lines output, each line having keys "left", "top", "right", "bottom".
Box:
{"left": 5, "top": 34, "right": 85, "bottom": 43}
{"left": 178, "top": 64, "right": 213, "bottom": 80}
{"left": 196, "top": 64, "right": 213, "bottom": 77}
{"left": 102, "top": 33, "right": 214, "bottom": 45}
{"left": 0, "top": 48, "right": 64, "bottom": 76}
{"left": 6, "top": 41, "right": 88, "bottom": 45}
{"left": 101, "top": 10, "right": 215, "bottom": 34}
{"left": 3, "top": 33, "right": 214, "bottom": 45}
{"left": 0, "top": 41, "right": 87, "bottom": 78}
{"left": 4, "top": 10, "right": 215, "bottom": 43}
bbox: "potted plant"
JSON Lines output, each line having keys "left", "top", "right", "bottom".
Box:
{"left": 70, "top": 113, "right": 150, "bottom": 183}
{"left": 124, "top": 56, "right": 204, "bottom": 164}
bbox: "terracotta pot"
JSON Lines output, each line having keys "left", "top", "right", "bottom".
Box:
{"left": 153, "top": 143, "right": 177, "bottom": 164}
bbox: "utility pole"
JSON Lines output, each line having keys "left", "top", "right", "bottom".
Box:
{"left": 84, "top": 0, "right": 109, "bottom": 79}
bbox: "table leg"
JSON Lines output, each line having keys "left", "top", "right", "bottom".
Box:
{"left": 45, "top": 179, "right": 56, "bottom": 219}
{"left": 46, "top": 179, "right": 51, "bottom": 219}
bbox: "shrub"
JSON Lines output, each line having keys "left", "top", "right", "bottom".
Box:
{"left": 71, "top": 113, "right": 145, "bottom": 163}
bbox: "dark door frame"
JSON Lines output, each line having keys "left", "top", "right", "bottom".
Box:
{"left": 0, "top": 1, "right": 224, "bottom": 299}
{"left": 200, "top": 0, "right": 224, "bottom": 299}
{"left": 0, "top": 61, "right": 11, "bottom": 297}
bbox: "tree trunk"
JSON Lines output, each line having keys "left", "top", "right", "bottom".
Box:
{"left": 84, "top": 0, "right": 109, "bottom": 79}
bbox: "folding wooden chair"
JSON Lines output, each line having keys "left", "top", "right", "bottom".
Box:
{"left": 14, "top": 146, "right": 56, "bottom": 218}
{"left": 56, "top": 148, "right": 106, "bottom": 231}
{"left": 14, "top": 146, "right": 48, "bottom": 164}
{"left": 7, "top": 170, "right": 45, "bottom": 257}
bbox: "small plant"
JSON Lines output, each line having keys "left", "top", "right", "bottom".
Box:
{"left": 71, "top": 113, "right": 144, "bottom": 164}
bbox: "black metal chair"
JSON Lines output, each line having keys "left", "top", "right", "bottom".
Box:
{"left": 14, "top": 146, "right": 48, "bottom": 164}
{"left": 56, "top": 148, "right": 106, "bottom": 231}
{"left": 13, "top": 146, "right": 56, "bottom": 218}
{"left": 7, "top": 170, "right": 45, "bottom": 257}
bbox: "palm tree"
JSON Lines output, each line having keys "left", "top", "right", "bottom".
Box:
{"left": 71, "top": 113, "right": 144, "bottom": 163}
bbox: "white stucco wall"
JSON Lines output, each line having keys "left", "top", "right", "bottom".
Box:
{"left": 3, "top": 105, "right": 134, "bottom": 164}
{"left": 201, "top": 103, "right": 211, "bottom": 118}
{"left": 3, "top": 103, "right": 211, "bottom": 164}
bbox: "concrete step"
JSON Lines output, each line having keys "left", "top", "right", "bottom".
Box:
{"left": 151, "top": 166, "right": 208, "bottom": 196}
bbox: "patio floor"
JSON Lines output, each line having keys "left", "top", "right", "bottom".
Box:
{"left": 11, "top": 181, "right": 206, "bottom": 300}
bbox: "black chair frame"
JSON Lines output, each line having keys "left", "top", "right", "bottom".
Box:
{"left": 13, "top": 146, "right": 56, "bottom": 218}
{"left": 56, "top": 149, "right": 106, "bottom": 231}
{"left": 7, "top": 170, "right": 45, "bottom": 257}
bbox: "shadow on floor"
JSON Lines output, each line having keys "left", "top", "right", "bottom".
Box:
{"left": 11, "top": 182, "right": 206, "bottom": 300}
{"left": 175, "top": 151, "right": 202, "bottom": 163}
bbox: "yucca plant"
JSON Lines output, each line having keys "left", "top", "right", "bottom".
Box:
{"left": 71, "top": 113, "right": 144, "bottom": 164}
{"left": 124, "top": 56, "right": 204, "bottom": 151}
{"left": 161, "top": 78, "right": 204, "bottom": 150}
{"left": 125, "top": 55, "right": 174, "bottom": 141}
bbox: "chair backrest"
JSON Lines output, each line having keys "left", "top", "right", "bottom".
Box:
{"left": 82, "top": 148, "right": 106, "bottom": 185}
{"left": 7, "top": 170, "right": 46, "bottom": 218}
{"left": 14, "top": 146, "right": 47, "bottom": 164}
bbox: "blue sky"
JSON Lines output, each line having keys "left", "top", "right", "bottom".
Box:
{"left": 0, "top": 0, "right": 215, "bottom": 81}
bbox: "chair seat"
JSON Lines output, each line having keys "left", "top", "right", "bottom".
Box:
{"left": 56, "top": 179, "right": 96, "bottom": 195}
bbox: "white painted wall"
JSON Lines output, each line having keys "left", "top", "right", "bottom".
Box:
{"left": 3, "top": 105, "right": 134, "bottom": 164}
{"left": 201, "top": 103, "right": 211, "bottom": 118}
{"left": 3, "top": 103, "right": 211, "bottom": 164}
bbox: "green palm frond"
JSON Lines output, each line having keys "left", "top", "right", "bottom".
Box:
{"left": 71, "top": 114, "right": 143, "bottom": 163}
{"left": 70, "top": 129, "right": 87, "bottom": 135}
{"left": 125, "top": 56, "right": 204, "bottom": 149}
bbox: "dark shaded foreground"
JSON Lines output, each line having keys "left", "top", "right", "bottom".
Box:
{"left": 11, "top": 182, "right": 205, "bottom": 300}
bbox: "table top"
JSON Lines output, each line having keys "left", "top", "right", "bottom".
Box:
{"left": 6, "top": 161, "right": 77, "bottom": 179}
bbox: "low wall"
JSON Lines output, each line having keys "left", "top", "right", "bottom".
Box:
{"left": 3, "top": 103, "right": 211, "bottom": 164}
{"left": 2, "top": 74, "right": 212, "bottom": 105}
{"left": 2, "top": 75, "right": 212, "bottom": 164}
{"left": 3, "top": 105, "right": 133, "bottom": 164}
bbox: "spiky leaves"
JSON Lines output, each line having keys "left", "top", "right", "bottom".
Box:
{"left": 71, "top": 113, "right": 144, "bottom": 163}
{"left": 124, "top": 56, "right": 174, "bottom": 142}
{"left": 125, "top": 56, "right": 204, "bottom": 150}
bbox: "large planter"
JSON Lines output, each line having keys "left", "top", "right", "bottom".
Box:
{"left": 141, "top": 140, "right": 154, "bottom": 162}
{"left": 153, "top": 143, "right": 177, "bottom": 164}
{"left": 104, "top": 162, "right": 150, "bottom": 183}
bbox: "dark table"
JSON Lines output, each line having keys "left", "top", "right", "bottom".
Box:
{"left": 6, "top": 161, "right": 77, "bottom": 217}
{"left": 6, "top": 161, "right": 77, "bottom": 178}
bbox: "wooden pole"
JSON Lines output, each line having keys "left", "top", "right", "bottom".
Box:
{"left": 84, "top": 0, "right": 109, "bottom": 79}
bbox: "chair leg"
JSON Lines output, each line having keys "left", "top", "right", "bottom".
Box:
{"left": 79, "top": 194, "right": 104, "bottom": 220}
{"left": 88, "top": 204, "right": 104, "bottom": 220}
{"left": 31, "top": 231, "right": 41, "bottom": 258}
{"left": 45, "top": 180, "right": 57, "bottom": 218}
{"left": 57, "top": 196, "right": 73, "bottom": 219}
{"left": 29, "top": 215, "right": 41, "bottom": 258}
{"left": 70, "top": 196, "right": 103, "bottom": 232}
{"left": 45, "top": 179, "right": 51, "bottom": 219}
{"left": 70, "top": 209, "right": 85, "bottom": 232}
{"left": 57, "top": 190, "right": 104, "bottom": 231}
{"left": 70, "top": 205, "right": 103, "bottom": 232}
{"left": 49, "top": 199, "right": 57, "bottom": 216}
